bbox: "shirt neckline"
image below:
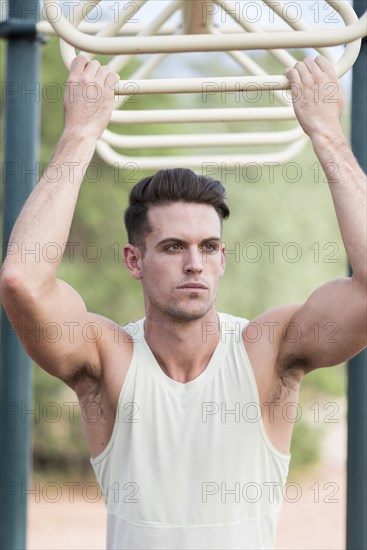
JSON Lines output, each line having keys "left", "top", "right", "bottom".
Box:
{"left": 138, "top": 312, "right": 228, "bottom": 397}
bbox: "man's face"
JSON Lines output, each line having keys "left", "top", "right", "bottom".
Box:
{"left": 126, "top": 202, "right": 226, "bottom": 322}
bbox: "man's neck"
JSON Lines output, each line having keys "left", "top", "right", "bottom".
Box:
{"left": 143, "top": 309, "right": 221, "bottom": 383}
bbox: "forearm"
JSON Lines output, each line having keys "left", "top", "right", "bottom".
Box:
{"left": 284, "top": 56, "right": 366, "bottom": 284}
{"left": 2, "top": 130, "right": 97, "bottom": 292}
{"left": 1, "top": 55, "right": 118, "bottom": 297}
{"left": 311, "top": 130, "right": 367, "bottom": 283}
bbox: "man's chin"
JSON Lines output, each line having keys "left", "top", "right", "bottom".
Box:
{"left": 165, "top": 302, "right": 212, "bottom": 323}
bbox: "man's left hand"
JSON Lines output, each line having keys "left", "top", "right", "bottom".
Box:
{"left": 284, "top": 56, "right": 344, "bottom": 141}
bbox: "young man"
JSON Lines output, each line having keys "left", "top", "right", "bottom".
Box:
{"left": 1, "top": 55, "right": 366, "bottom": 549}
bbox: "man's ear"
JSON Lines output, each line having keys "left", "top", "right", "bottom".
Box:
{"left": 123, "top": 244, "right": 143, "bottom": 280}
{"left": 220, "top": 242, "right": 226, "bottom": 276}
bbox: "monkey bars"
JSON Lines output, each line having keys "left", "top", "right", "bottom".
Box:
{"left": 41, "top": 0, "right": 367, "bottom": 168}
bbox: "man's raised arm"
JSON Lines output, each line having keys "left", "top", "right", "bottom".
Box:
{"left": 0, "top": 56, "right": 119, "bottom": 386}
{"left": 277, "top": 56, "right": 367, "bottom": 373}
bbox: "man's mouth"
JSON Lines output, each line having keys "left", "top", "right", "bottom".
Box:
{"left": 177, "top": 283, "right": 208, "bottom": 290}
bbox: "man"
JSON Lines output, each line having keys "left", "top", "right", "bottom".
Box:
{"left": 1, "top": 55, "right": 366, "bottom": 549}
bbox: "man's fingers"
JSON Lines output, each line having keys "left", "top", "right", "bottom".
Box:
{"left": 303, "top": 56, "right": 323, "bottom": 78}
{"left": 69, "top": 55, "right": 89, "bottom": 79}
{"left": 285, "top": 57, "right": 324, "bottom": 87}
{"left": 96, "top": 65, "right": 110, "bottom": 83}
{"left": 293, "top": 61, "right": 314, "bottom": 85}
{"left": 315, "top": 55, "right": 337, "bottom": 78}
{"left": 105, "top": 70, "right": 120, "bottom": 90}
{"left": 284, "top": 67, "right": 301, "bottom": 86}
{"left": 83, "top": 59, "right": 101, "bottom": 79}
{"left": 97, "top": 66, "right": 119, "bottom": 88}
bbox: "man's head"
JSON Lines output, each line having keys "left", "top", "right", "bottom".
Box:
{"left": 123, "top": 168, "right": 230, "bottom": 322}
{"left": 124, "top": 168, "right": 230, "bottom": 252}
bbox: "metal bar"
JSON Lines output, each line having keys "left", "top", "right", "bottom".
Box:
{"left": 42, "top": 0, "right": 367, "bottom": 55}
{"left": 46, "top": 0, "right": 364, "bottom": 95}
{"left": 0, "top": 1, "right": 41, "bottom": 549}
{"left": 96, "top": 136, "right": 308, "bottom": 169}
{"left": 346, "top": 1, "right": 367, "bottom": 548}
{"left": 109, "top": 106, "right": 296, "bottom": 124}
{"left": 78, "top": 0, "right": 147, "bottom": 58}
{"left": 101, "top": 126, "right": 303, "bottom": 149}
{"left": 35, "top": 21, "right": 345, "bottom": 37}
{"left": 59, "top": 0, "right": 180, "bottom": 78}
{"left": 208, "top": 25, "right": 292, "bottom": 106}
{"left": 262, "top": 0, "right": 340, "bottom": 59}
{"left": 213, "top": 0, "right": 309, "bottom": 68}
{"left": 109, "top": 27, "right": 359, "bottom": 94}
{"left": 114, "top": 74, "right": 291, "bottom": 95}
{"left": 0, "top": 19, "right": 38, "bottom": 38}
{"left": 107, "top": 1, "right": 180, "bottom": 72}
{"left": 182, "top": 0, "right": 213, "bottom": 34}
{"left": 36, "top": 20, "right": 178, "bottom": 36}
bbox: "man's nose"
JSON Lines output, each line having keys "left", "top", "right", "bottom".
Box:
{"left": 183, "top": 248, "right": 204, "bottom": 274}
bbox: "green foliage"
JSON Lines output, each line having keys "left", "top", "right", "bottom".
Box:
{"left": 287, "top": 419, "right": 323, "bottom": 478}
{"left": 25, "top": 38, "right": 348, "bottom": 477}
{"left": 302, "top": 364, "right": 346, "bottom": 398}
{"left": 32, "top": 367, "right": 93, "bottom": 480}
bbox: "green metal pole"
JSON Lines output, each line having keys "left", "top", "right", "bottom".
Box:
{"left": 0, "top": 1, "right": 41, "bottom": 548}
{"left": 346, "top": 2, "right": 367, "bottom": 549}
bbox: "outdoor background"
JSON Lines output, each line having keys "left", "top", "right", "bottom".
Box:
{"left": 0, "top": 1, "right": 352, "bottom": 547}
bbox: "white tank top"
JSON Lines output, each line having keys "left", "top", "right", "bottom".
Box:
{"left": 91, "top": 312, "right": 290, "bottom": 549}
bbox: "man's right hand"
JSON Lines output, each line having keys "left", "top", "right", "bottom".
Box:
{"left": 64, "top": 55, "right": 120, "bottom": 141}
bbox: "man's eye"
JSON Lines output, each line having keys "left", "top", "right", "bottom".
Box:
{"left": 166, "top": 244, "right": 182, "bottom": 251}
{"left": 203, "top": 243, "right": 218, "bottom": 252}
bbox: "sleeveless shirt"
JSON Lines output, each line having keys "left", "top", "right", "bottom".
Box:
{"left": 91, "top": 312, "right": 290, "bottom": 549}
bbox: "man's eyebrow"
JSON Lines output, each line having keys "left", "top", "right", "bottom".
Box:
{"left": 200, "top": 237, "right": 221, "bottom": 243}
{"left": 155, "top": 237, "right": 221, "bottom": 248}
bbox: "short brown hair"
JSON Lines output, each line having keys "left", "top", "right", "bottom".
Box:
{"left": 124, "top": 168, "right": 230, "bottom": 249}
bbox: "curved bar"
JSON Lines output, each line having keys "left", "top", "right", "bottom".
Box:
{"left": 59, "top": 0, "right": 181, "bottom": 72}
{"left": 77, "top": 0, "right": 147, "bottom": 58}
{"left": 60, "top": 0, "right": 148, "bottom": 65}
{"left": 59, "top": 0, "right": 99, "bottom": 64}
{"left": 110, "top": 107, "right": 296, "bottom": 124}
{"left": 336, "top": 38, "right": 362, "bottom": 77}
{"left": 326, "top": 1, "right": 363, "bottom": 77}
{"left": 43, "top": 0, "right": 367, "bottom": 54}
{"left": 315, "top": 0, "right": 361, "bottom": 75}
{"left": 101, "top": 126, "right": 304, "bottom": 149}
{"left": 107, "top": 1, "right": 182, "bottom": 72}
{"left": 95, "top": 136, "right": 308, "bottom": 169}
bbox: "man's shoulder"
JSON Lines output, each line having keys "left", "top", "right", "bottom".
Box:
{"left": 218, "top": 311, "right": 250, "bottom": 331}
{"left": 221, "top": 304, "right": 304, "bottom": 346}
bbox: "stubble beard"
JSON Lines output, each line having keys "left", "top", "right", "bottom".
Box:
{"left": 148, "top": 288, "right": 216, "bottom": 324}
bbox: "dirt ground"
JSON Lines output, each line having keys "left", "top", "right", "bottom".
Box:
{"left": 28, "top": 416, "right": 347, "bottom": 549}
